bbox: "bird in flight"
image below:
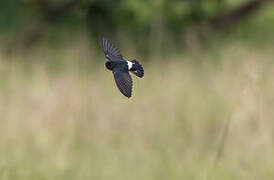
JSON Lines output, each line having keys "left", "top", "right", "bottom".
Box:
{"left": 100, "top": 37, "right": 144, "bottom": 98}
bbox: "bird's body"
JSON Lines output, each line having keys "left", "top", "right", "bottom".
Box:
{"left": 105, "top": 60, "right": 127, "bottom": 71}
{"left": 100, "top": 37, "right": 144, "bottom": 98}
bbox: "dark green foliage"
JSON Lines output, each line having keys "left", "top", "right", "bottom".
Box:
{"left": 0, "top": 0, "right": 239, "bottom": 36}
{"left": 0, "top": 0, "right": 273, "bottom": 56}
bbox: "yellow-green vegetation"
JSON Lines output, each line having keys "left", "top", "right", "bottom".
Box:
{"left": 0, "top": 42, "right": 273, "bottom": 180}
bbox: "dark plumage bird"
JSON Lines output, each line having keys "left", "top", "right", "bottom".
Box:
{"left": 100, "top": 37, "right": 144, "bottom": 98}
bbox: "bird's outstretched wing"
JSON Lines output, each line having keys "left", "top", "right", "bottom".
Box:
{"left": 100, "top": 37, "right": 123, "bottom": 61}
{"left": 113, "top": 69, "right": 132, "bottom": 98}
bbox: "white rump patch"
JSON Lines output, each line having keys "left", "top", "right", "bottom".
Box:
{"left": 127, "top": 61, "right": 133, "bottom": 70}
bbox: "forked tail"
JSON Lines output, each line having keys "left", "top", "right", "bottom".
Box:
{"left": 130, "top": 60, "right": 144, "bottom": 78}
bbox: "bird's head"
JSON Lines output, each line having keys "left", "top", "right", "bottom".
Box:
{"left": 105, "top": 61, "right": 114, "bottom": 70}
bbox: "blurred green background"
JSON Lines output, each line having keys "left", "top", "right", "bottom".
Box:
{"left": 0, "top": 0, "right": 274, "bottom": 179}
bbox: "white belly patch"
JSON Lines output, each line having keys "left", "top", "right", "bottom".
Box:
{"left": 127, "top": 61, "right": 133, "bottom": 70}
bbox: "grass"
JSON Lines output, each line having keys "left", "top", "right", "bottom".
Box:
{"left": 0, "top": 41, "right": 273, "bottom": 180}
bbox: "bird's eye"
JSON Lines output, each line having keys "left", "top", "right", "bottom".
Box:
{"left": 105, "top": 61, "right": 113, "bottom": 70}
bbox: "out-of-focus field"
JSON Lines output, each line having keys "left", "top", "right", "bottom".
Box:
{"left": 0, "top": 42, "right": 273, "bottom": 180}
